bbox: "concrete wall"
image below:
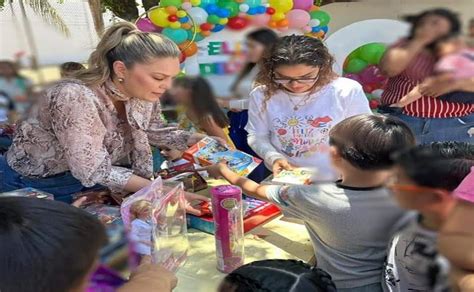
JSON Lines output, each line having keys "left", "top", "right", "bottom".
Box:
{"left": 324, "top": 0, "right": 474, "bottom": 37}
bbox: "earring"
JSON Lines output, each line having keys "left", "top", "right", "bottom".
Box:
{"left": 118, "top": 77, "right": 124, "bottom": 83}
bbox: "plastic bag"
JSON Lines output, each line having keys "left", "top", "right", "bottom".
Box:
{"left": 120, "top": 178, "right": 189, "bottom": 272}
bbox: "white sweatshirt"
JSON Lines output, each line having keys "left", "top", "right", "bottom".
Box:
{"left": 245, "top": 77, "right": 371, "bottom": 179}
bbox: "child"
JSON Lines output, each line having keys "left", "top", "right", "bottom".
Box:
{"left": 384, "top": 141, "right": 474, "bottom": 292}
{"left": 205, "top": 114, "right": 415, "bottom": 291}
{"left": 129, "top": 200, "right": 153, "bottom": 256}
{"left": 391, "top": 34, "right": 474, "bottom": 107}
{"left": 218, "top": 259, "right": 337, "bottom": 292}
{"left": 246, "top": 35, "right": 371, "bottom": 178}
{"left": 169, "top": 76, "right": 235, "bottom": 147}
{"left": 0, "top": 197, "right": 177, "bottom": 292}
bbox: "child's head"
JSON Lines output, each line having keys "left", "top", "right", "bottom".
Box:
{"left": 130, "top": 200, "right": 152, "bottom": 221}
{"left": 170, "top": 76, "right": 228, "bottom": 128}
{"left": 257, "top": 35, "right": 337, "bottom": 98}
{"left": 245, "top": 28, "right": 279, "bottom": 64}
{"left": 328, "top": 114, "right": 416, "bottom": 173}
{"left": 435, "top": 34, "right": 465, "bottom": 56}
{"left": 218, "top": 259, "right": 336, "bottom": 292}
{"left": 160, "top": 146, "right": 183, "bottom": 162}
{"left": 60, "top": 62, "right": 85, "bottom": 78}
{"left": 0, "top": 197, "right": 107, "bottom": 292}
{"left": 390, "top": 142, "right": 474, "bottom": 216}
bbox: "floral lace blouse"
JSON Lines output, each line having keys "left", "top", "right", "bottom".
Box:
{"left": 6, "top": 79, "right": 192, "bottom": 191}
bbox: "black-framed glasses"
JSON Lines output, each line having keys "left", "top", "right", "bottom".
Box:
{"left": 272, "top": 72, "right": 320, "bottom": 85}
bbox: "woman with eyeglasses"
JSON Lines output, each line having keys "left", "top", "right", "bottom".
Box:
{"left": 246, "top": 35, "right": 371, "bottom": 178}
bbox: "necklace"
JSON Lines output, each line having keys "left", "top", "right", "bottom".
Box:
{"left": 287, "top": 92, "right": 314, "bottom": 111}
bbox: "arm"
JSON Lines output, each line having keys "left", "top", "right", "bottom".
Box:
{"left": 391, "top": 85, "right": 422, "bottom": 107}
{"left": 198, "top": 115, "right": 228, "bottom": 144}
{"left": 418, "top": 74, "right": 474, "bottom": 97}
{"left": 118, "top": 259, "right": 177, "bottom": 292}
{"left": 455, "top": 77, "right": 474, "bottom": 92}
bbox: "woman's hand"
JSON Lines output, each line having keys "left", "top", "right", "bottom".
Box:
{"left": 272, "top": 159, "right": 295, "bottom": 176}
{"left": 184, "top": 191, "right": 211, "bottom": 216}
{"left": 419, "top": 75, "right": 456, "bottom": 97}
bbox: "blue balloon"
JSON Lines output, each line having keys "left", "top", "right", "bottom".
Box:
{"left": 312, "top": 26, "right": 321, "bottom": 33}
{"left": 216, "top": 8, "right": 229, "bottom": 18}
{"left": 321, "top": 26, "right": 329, "bottom": 33}
{"left": 179, "top": 16, "right": 189, "bottom": 23}
{"left": 211, "top": 24, "right": 225, "bottom": 32}
{"left": 256, "top": 6, "right": 266, "bottom": 14}
{"left": 206, "top": 4, "right": 218, "bottom": 14}
{"left": 247, "top": 7, "right": 257, "bottom": 15}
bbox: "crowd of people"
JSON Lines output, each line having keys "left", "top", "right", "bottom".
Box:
{"left": 0, "top": 6, "right": 473, "bottom": 292}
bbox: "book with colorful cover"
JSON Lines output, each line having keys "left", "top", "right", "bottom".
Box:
{"left": 271, "top": 168, "right": 318, "bottom": 185}
{"left": 183, "top": 137, "right": 262, "bottom": 177}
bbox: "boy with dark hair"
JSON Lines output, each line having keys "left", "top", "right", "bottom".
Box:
{"left": 0, "top": 197, "right": 177, "bottom": 292}
{"left": 384, "top": 141, "right": 474, "bottom": 292}
{"left": 205, "top": 114, "right": 416, "bottom": 291}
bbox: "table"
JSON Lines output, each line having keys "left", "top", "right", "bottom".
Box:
{"left": 174, "top": 179, "right": 314, "bottom": 291}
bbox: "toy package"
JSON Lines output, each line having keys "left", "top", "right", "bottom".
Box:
{"left": 271, "top": 168, "right": 318, "bottom": 185}
{"left": 183, "top": 137, "right": 262, "bottom": 177}
{"left": 71, "top": 189, "right": 122, "bottom": 207}
{"left": 0, "top": 188, "right": 54, "bottom": 200}
{"left": 157, "top": 162, "right": 208, "bottom": 193}
{"left": 210, "top": 185, "right": 245, "bottom": 273}
{"left": 121, "top": 178, "right": 189, "bottom": 273}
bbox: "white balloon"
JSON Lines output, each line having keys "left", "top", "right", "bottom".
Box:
{"left": 371, "top": 89, "right": 384, "bottom": 98}
{"left": 309, "top": 19, "right": 320, "bottom": 27}
{"left": 187, "top": 7, "right": 209, "bottom": 25}
{"left": 239, "top": 4, "right": 250, "bottom": 13}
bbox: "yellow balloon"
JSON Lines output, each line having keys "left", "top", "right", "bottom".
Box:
{"left": 218, "top": 18, "right": 228, "bottom": 25}
{"left": 271, "top": 12, "right": 286, "bottom": 21}
{"left": 176, "top": 10, "right": 187, "bottom": 18}
{"left": 148, "top": 7, "right": 170, "bottom": 28}
{"left": 190, "top": 0, "right": 201, "bottom": 5}
{"left": 269, "top": 0, "right": 293, "bottom": 12}
{"left": 170, "top": 22, "right": 181, "bottom": 29}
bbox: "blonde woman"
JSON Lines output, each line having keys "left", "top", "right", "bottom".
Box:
{"left": 0, "top": 22, "right": 207, "bottom": 212}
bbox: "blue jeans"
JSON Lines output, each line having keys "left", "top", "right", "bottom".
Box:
{"left": 388, "top": 113, "right": 474, "bottom": 145}
{"left": 0, "top": 155, "right": 101, "bottom": 203}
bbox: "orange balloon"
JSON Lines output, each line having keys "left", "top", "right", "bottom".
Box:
{"left": 277, "top": 19, "right": 289, "bottom": 27}
{"left": 310, "top": 5, "right": 320, "bottom": 11}
{"left": 166, "top": 6, "right": 178, "bottom": 15}
{"left": 201, "top": 30, "right": 211, "bottom": 37}
{"left": 269, "top": 21, "right": 278, "bottom": 28}
{"left": 179, "top": 40, "right": 198, "bottom": 57}
{"left": 181, "top": 23, "right": 192, "bottom": 30}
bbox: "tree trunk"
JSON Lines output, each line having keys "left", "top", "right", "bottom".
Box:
{"left": 88, "top": 0, "right": 104, "bottom": 36}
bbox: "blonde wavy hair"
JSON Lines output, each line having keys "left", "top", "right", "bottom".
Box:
{"left": 255, "top": 35, "right": 338, "bottom": 111}
{"left": 130, "top": 200, "right": 152, "bottom": 221}
{"left": 74, "top": 22, "right": 180, "bottom": 86}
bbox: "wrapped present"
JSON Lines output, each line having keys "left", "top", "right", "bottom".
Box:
{"left": 183, "top": 137, "right": 261, "bottom": 177}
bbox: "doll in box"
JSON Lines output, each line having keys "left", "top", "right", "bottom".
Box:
{"left": 129, "top": 200, "right": 153, "bottom": 256}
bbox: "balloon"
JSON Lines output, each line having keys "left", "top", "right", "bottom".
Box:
{"left": 162, "top": 28, "right": 188, "bottom": 44}
{"left": 200, "top": 0, "right": 217, "bottom": 7}
{"left": 227, "top": 16, "right": 248, "bottom": 30}
{"left": 170, "top": 22, "right": 182, "bottom": 28}
{"left": 217, "top": 8, "right": 230, "bottom": 18}
{"left": 179, "top": 52, "right": 186, "bottom": 63}
{"left": 177, "top": 10, "right": 187, "bottom": 18}
{"left": 211, "top": 24, "right": 225, "bottom": 32}
{"left": 286, "top": 9, "right": 310, "bottom": 29}
{"left": 269, "top": 0, "right": 292, "bottom": 12}
{"left": 358, "top": 43, "right": 387, "bottom": 64}
{"left": 308, "top": 19, "right": 320, "bottom": 27}
{"left": 200, "top": 23, "right": 213, "bottom": 31}
{"left": 266, "top": 7, "right": 275, "bottom": 15}
{"left": 187, "top": 7, "right": 209, "bottom": 25}
{"left": 160, "top": 0, "right": 182, "bottom": 7}
{"left": 207, "top": 14, "right": 220, "bottom": 24}
{"left": 191, "top": 0, "right": 201, "bottom": 5}
{"left": 312, "top": 26, "right": 321, "bottom": 33}
{"left": 136, "top": 18, "right": 157, "bottom": 32}
{"left": 371, "top": 89, "right": 384, "bottom": 99}
{"left": 218, "top": 1, "right": 239, "bottom": 17}
{"left": 201, "top": 30, "right": 212, "bottom": 37}
{"left": 245, "top": 0, "right": 261, "bottom": 7}
{"left": 182, "top": 23, "right": 192, "bottom": 29}
{"left": 310, "top": 10, "right": 331, "bottom": 27}
{"left": 149, "top": 8, "right": 171, "bottom": 28}
{"left": 252, "top": 13, "right": 270, "bottom": 26}
{"left": 179, "top": 40, "right": 198, "bottom": 57}
{"left": 293, "top": 0, "right": 313, "bottom": 11}
{"left": 256, "top": 6, "right": 266, "bottom": 14}
{"left": 269, "top": 21, "right": 278, "bottom": 28}
{"left": 271, "top": 12, "right": 285, "bottom": 21}
{"left": 205, "top": 4, "right": 218, "bottom": 14}
{"left": 218, "top": 18, "right": 228, "bottom": 25}
{"left": 360, "top": 65, "right": 380, "bottom": 84}
{"left": 345, "top": 58, "right": 368, "bottom": 73}
{"left": 247, "top": 7, "right": 258, "bottom": 15}
{"left": 187, "top": 29, "right": 204, "bottom": 41}
{"left": 277, "top": 19, "right": 289, "bottom": 27}
{"left": 179, "top": 16, "right": 189, "bottom": 23}
{"left": 168, "top": 15, "right": 179, "bottom": 22}
{"left": 181, "top": 2, "right": 192, "bottom": 10}
{"left": 344, "top": 73, "right": 362, "bottom": 83}
{"left": 303, "top": 26, "right": 312, "bottom": 33}
{"left": 363, "top": 83, "right": 376, "bottom": 93}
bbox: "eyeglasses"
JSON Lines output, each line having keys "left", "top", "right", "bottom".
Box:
{"left": 272, "top": 72, "right": 320, "bottom": 85}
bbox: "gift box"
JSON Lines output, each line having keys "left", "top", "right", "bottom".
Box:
{"left": 187, "top": 198, "right": 281, "bottom": 234}
{"left": 183, "top": 137, "right": 262, "bottom": 177}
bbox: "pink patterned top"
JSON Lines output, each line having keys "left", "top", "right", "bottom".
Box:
{"left": 6, "top": 79, "right": 191, "bottom": 191}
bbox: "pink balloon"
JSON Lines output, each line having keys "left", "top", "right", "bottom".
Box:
{"left": 360, "top": 65, "right": 383, "bottom": 84}
{"left": 293, "top": 0, "right": 313, "bottom": 11}
{"left": 136, "top": 18, "right": 157, "bottom": 32}
{"left": 344, "top": 73, "right": 362, "bottom": 83}
{"left": 286, "top": 9, "right": 311, "bottom": 29}
{"left": 252, "top": 14, "right": 271, "bottom": 26}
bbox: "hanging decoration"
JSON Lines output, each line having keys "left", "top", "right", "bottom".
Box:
{"left": 135, "top": 0, "right": 331, "bottom": 61}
